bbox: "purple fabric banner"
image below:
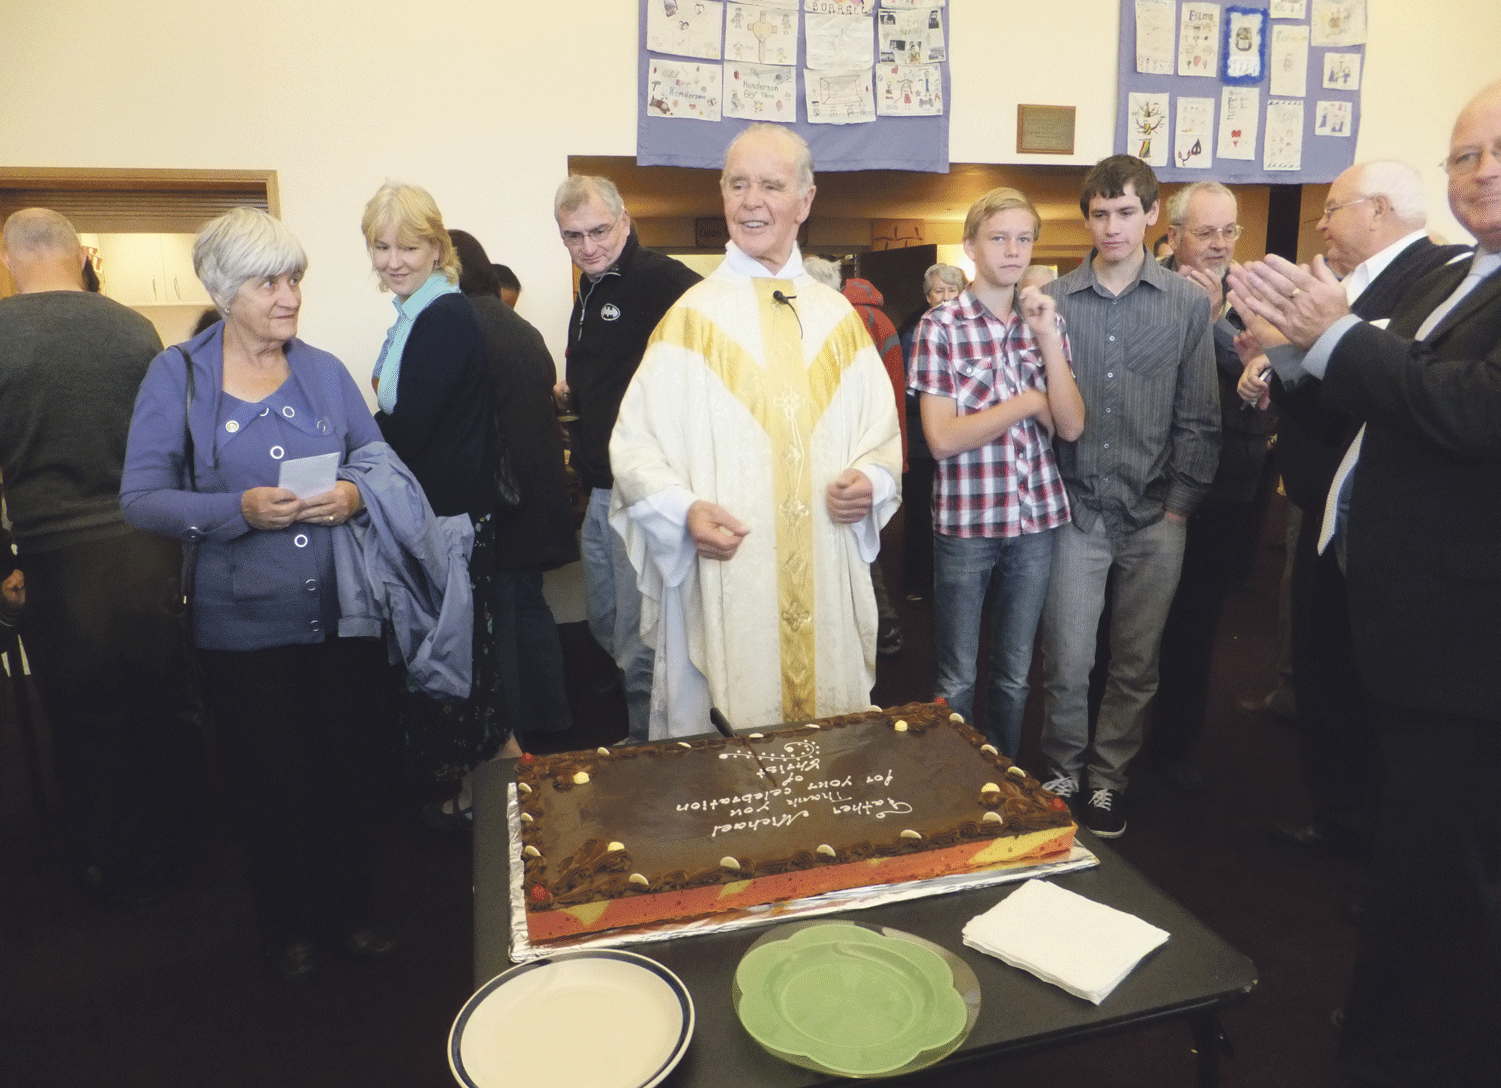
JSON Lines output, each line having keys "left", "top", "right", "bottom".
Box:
{"left": 637, "top": 1, "right": 951, "bottom": 174}
{"left": 1116, "top": 0, "right": 1362, "bottom": 184}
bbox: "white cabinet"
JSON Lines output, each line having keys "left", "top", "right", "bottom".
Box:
{"left": 96, "top": 233, "right": 212, "bottom": 307}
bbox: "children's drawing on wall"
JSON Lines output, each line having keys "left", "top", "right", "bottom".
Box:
{"left": 1263, "top": 99, "right": 1304, "bottom": 171}
{"left": 1134, "top": 0, "right": 1175, "bottom": 76}
{"left": 1177, "top": 3, "right": 1219, "bottom": 78}
{"left": 1315, "top": 99, "right": 1353, "bottom": 136}
{"left": 1175, "top": 96, "right": 1215, "bottom": 169}
{"left": 876, "top": 63, "right": 942, "bottom": 116}
{"left": 1269, "top": 0, "right": 1306, "bottom": 17}
{"left": 726, "top": 3, "right": 798, "bottom": 65}
{"left": 1322, "top": 52, "right": 1361, "bottom": 90}
{"left": 1269, "top": 23, "right": 1309, "bottom": 97}
{"left": 724, "top": 61, "right": 797, "bottom": 121}
{"left": 1310, "top": 0, "right": 1366, "bottom": 48}
{"left": 877, "top": 8, "right": 944, "bottom": 65}
{"left": 647, "top": 0, "right": 724, "bottom": 60}
{"left": 876, "top": 0, "right": 941, "bottom": 9}
{"left": 804, "top": 0, "right": 873, "bottom": 13}
{"left": 805, "top": 11, "right": 872, "bottom": 70}
{"left": 1129, "top": 91, "right": 1171, "bottom": 167}
{"left": 1217, "top": 85, "right": 1260, "bottom": 160}
{"left": 647, "top": 59, "right": 723, "bottom": 120}
{"left": 1222, "top": 7, "right": 1267, "bottom": 82}
{"left": 805, "top": 68, "right": 874, "bottom": 123}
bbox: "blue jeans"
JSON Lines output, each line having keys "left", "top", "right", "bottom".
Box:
{"left": 491, "top": 567, "right": 572, "bottom": 736}
{"left": 582, "top": 488, "right": 653, "bottom": 742}
{"left": 932, "top": 528, "right": 1056, "bottom": 756}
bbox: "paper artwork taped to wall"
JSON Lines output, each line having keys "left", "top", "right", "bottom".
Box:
{"left": 1315, "top": 100, "right": 1353, "bottom": 137}
{"left": 726, "top": 3, "right": 799, "bottom": 66}
{"left": 1128, "top": 92, "right": 1171, "bottom": 167}
{"left": 1263, "top": 99, "right": 1304, "bottom": 171}
{"left": 1269, "top": 23, "right": 1309, "bottom": 97}
{"left": 876, "top": 63, "right": 942, "bottom": 116}
{"left": 805, "top": 12, "right": 872, "bottom": 70}
{"left": 877, "top": 7, "right": 945, "bottom": 65}
{"left": 1222, "top": 7, "right": 1267, "bottom": 83}
{"left": 647, "top": 58, "right": 723, "bottom": 120}
{"left": 1269, "top": 0, "right": 1306, "bottom": 17}
{"left": 1310, "top": 0, "right": 1365, "bottom": 47}
{"left": 805, "top": 67, "right": 874, "bottom": 123}
{"left": 804, "top": 0, "right": 875, "bottom": 14}
{"left": 1175, "top": 96, "right": 1215, "bottom": 170}
{"left": 725, "top": 61, "right": 798, "bottom": 121}
{"left": 648, "top": 0, "right": 725, "bottom": 60}
{"left": 1322, "top": 52, "right": 1360, "bottom": 90}
{"left": 1134, "top": 0, "right": 1175, "bottom": 76}
{"left": 1177, "top": 3, "right": 1219, "bottom": 78}
{"left": 1217, "top": 85, "right": 1259, "bottom": 160}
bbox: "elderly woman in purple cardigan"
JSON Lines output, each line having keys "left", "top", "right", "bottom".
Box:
{"left": 121, "top": 207, "right": 393, "bottom": 983}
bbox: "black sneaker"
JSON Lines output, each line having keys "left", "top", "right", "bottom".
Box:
{"left": 1084, "top": 787, "right": 1127, "bottom": 838}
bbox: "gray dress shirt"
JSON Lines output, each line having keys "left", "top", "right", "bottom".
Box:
{"left": 1043, "top": 249, "right": 1220, "bottom": 535}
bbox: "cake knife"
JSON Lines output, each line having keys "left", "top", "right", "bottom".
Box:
{"left": 710, "top": 706, "right": 781, "bottom": 787}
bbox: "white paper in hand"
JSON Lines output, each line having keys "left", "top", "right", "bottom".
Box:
{"left": 277, "top": 452, "right": 340, "bottom": 499}
{"left": 962, "top": 879, "right": 1169, "bottom": 1004}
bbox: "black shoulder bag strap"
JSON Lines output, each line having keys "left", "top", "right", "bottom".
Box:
{"left": 178, "top": 346, "right": 199, "bottom": 622}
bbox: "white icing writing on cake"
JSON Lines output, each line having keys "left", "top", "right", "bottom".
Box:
{"left": 694, "top": 735, "right": 916, "bottom": 839}
{"left": 832, "top": 798, "right": 913, "bottom": 819}
{"left": 676, "top": 788, "right": 790, "bottom": 813}
{"left": 711, "top": 809, "right": 809, "bottom": 838}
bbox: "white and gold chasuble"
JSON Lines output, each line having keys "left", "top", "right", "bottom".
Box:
{"left": 610, "top": 254, "right": 901, "bottom": 737}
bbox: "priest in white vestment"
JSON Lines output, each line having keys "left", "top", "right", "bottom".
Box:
{"left": 609, "top": 124, "right": 902, "bottom": 738}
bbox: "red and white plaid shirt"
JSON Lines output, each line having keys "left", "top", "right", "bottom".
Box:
{"left": 909, "top": 290, "right": 1072, "bottom": 538}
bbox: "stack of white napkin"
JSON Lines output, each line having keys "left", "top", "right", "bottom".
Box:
{"left": 961, "top": 879, "right": 1169, "bottom": 1004}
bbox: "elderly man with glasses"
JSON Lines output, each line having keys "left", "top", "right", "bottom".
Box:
{"left": 1236, "top": 162, "right": 1469, "bottom": 864}
{"left": 1229, "top": 80, "right": 1501, "bottom": 1086}
{"left": 552, "top": 176, "right": 701, "bottom": 743}
{"left": 1147, "top": 182, "right": 1275, "bottom": 793}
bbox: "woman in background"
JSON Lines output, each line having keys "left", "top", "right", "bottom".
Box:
{"left": 121, "top": 208, "right": 392, "bottom": 982}
{"left": 361, "top": 183, "right": 515, "bottom": 828}
{"left": 449, "top": 228, "right": 577, "bottom": 741}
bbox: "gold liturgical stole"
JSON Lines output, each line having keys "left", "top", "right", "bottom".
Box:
{"left": 662, "top": 279, "right": 867, "bottom": 720}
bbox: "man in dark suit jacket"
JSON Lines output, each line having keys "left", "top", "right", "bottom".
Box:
{"left": 1230, "top": 78, "right": 1501, "bottom": 1088}
{"left": 1243, "top": 162, "right": 1470, "bottom": 854}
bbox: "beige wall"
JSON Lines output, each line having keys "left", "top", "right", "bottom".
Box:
{"left": 2, "top": 0, "right": 1495, "bottom": 390}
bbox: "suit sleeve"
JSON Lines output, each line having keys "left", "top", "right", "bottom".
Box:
{"left": 1321, "top": 320, "right": 1501, "bottom": 460}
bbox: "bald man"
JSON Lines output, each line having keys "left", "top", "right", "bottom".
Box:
{"left": 0, "top": 208, "right": 203, "bottom": 904}
{"left": 1230, "top": 81, "right": 1501, "bottom": 1087}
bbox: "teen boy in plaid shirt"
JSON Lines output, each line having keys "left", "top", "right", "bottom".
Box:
{"left": 910, "top": 188, "right": 1084, "bottom": 757}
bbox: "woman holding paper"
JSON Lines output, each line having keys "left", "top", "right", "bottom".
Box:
{"left": 361, "top": 181, "right": 515, "bottom": 829}
{"left": 121, "top": 207, "right": 393, "bottom": 983}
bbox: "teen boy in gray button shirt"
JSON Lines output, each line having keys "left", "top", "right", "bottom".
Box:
{"left": 1036, "top": 156, "right": 1219, "bottom": 839}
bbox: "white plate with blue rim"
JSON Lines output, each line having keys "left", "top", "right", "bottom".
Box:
{"left": 449, "top": 948, "right": 694, "bottom": 1088}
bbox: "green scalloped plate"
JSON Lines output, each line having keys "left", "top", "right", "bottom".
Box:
{"left": 733, "top": 922, "right": 973, "bottom": 1078}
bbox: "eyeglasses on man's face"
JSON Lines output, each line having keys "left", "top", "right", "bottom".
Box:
{"left": 1184, "top": 224, "right": 1243, "bottom": 242}
{"left": 560, "top": 218, "right": 621, "bottom": 248}
{"left": 1309, "top": 196, "right": 1373, "bottom": 225}
{"left": 1441, "top": 140, "right": 1501, "bottom": 177}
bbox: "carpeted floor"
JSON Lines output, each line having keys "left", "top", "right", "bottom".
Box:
{"left": 0, "top": 493, "right": 1365, "bottom": 1087}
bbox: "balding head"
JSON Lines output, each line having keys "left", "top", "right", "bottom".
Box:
{"left": 1318, "top": 161, "right": 1428, "bottom": 276}
{"left": 1, "top": 208, "right": 86, "bottom": 293}
{"left": 1447, "top": 79, "right": 1501, "bottom": 252}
